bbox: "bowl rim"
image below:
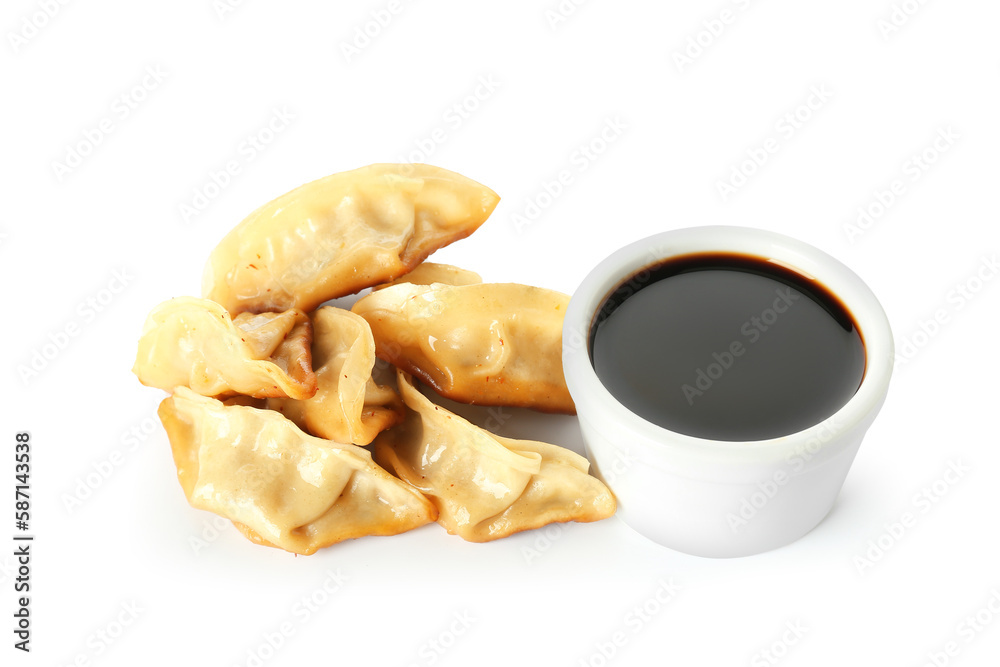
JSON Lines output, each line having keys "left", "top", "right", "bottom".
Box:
{"left": 563, "top": 225, "right": 894, "bottom": 463}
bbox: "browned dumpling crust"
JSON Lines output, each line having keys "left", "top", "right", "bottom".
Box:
{"left": 373, "top": 371, "right": 615, "bottom": 542}
{"left": 353, "top": 282, "right": 575, "bottom": 414}
{"left": 202, "top": 163, "right": 499, "bottom": 314}
{"left": 267, "top": 307, "right": 404, "bottom": 446}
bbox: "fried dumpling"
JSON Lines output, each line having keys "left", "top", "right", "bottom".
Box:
{"left": 202, "top": 163, "right": 499, "bottom": 314}
{"left": 374, "top": 262, "right": 482, "bottom": 290}
{"left": 133, "top": 297, "right": 316, "bottom": 399}
{"left": 159, "top": 387, "right": 436, "bottom": 555}
{"left": 267, "top": 307, "right": 404, "bottom": 446}
{"left": 373, "top": 371, "right": 615, "bottom": 542}
{"left": 352, "top": 282, "right": 575, "bottom": 413}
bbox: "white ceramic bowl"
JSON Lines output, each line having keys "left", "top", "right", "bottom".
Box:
{"left": 563, "top": 226, "right": 893, "bottom": 557}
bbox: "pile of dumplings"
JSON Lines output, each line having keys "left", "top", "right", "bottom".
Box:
{"left": 133, "top": 163, "right": 616, "bottom": 555}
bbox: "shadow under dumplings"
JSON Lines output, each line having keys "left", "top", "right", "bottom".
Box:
{"left": 421, "top": 390, "right": 587, "bottom": 458}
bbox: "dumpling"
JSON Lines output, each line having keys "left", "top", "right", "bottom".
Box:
{"left": 373, "top": 371, "right": 615, "bottom": 542}
{"left": 374, "top": 262, "right": 482, "bottom": 290}
{"left": 352, "top": 282, "right": 575, "bottom": 413}
{"left": 133, "top": 297, "right": 316, "bottom": 399}
{"left": 159, "top": 387, "right": 437, "bottom": 555}
{"left": 267, "top": 307, "right": 404, "bottom": 446}
{"left": 202, "top": 163, "right": 499, "bottom": 314}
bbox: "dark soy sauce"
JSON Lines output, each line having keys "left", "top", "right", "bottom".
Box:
{"left": 589, "top": 253, "right": 866, "bottom": 441}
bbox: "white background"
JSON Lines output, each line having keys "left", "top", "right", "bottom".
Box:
{"left": 3, "top": 1, "right": 999, "bottom": 665}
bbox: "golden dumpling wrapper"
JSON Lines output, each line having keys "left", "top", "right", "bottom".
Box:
{"left": 373, "top": 262, "right": 482, "bottom": 290}
{"left": 202, "top": 163, "right": 499, "bottom": 314}
{"left": 133, "top": 296, "right": 316, "bottom": 399}
{"left": 159, "top": 387, "right": 437, "bottom": 555}
{"left": 268, "top": 307, "right": 404, "bottom": 446}
{"left": 353, "top": 282, "right": 575, "bottom": 413}
{"left": 373, "top": 371, "right": 615, "bottom": 542}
